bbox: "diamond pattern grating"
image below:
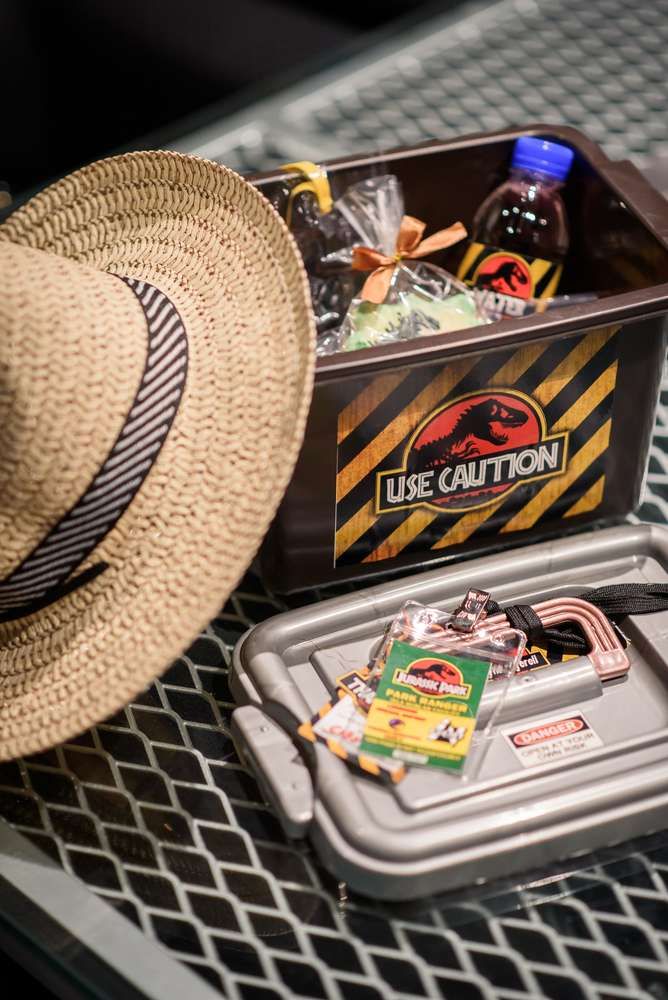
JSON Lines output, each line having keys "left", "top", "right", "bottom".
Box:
{"left": 639, "top": 381, "right": 668, "bottom": 526}
{"left": 294, "top": 0, "right": 668, "bottom": 169}
{"left": 187, "top": 0, "right": 668, "bottom": 174}
{"left": 3, "top": 0, "right": 668, "bottom": 996}
{"left": 5, "top": 570, "right": 668, "bottom": 1000}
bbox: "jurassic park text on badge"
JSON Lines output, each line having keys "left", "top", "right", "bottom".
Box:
{"left": 376, "top": 389, "right": 568, "bottom": 515}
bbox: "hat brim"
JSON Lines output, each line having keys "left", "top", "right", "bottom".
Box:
{"left": 0, "top": 151, "right": 314, "bottom": 759}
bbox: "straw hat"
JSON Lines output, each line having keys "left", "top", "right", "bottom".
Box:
{"left": 0, "top": 150, "right": 315, "bottom": 761}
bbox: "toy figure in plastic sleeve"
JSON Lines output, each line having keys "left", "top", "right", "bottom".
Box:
{"left": 335, "top": 175, "right": 490, "bottom": 352}
{"left": 273, "top": 162, "right": 359, "bottom": 345}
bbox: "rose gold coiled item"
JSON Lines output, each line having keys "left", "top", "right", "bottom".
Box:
{"left": 483, "top": 598, "right": 629, "bottom": 680}
{"left": 391, "top": 597, "right": 629, "bottom": 680}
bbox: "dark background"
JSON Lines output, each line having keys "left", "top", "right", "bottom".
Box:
{"left": 1, "top": 0, "right": 449, "bottom": 197}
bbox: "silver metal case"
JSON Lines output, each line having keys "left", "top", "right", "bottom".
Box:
{"left": 231, "top": 524, "right": 668, "bottom": 899}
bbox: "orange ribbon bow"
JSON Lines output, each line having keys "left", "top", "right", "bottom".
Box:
{"left": 351, "top": 215, "right": 467, "bottom": 304}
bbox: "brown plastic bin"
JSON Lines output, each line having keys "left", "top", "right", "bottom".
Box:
{"left": 251, "top": 124, "right": 668, "bottom": 592}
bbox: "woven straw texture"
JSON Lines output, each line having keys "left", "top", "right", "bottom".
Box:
{"left": 0, "top": 151, "right": 315, "bottom": 760}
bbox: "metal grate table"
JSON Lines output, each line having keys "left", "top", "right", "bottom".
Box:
{"left": 2, "top": 0, "right": 668, "bottom": 997}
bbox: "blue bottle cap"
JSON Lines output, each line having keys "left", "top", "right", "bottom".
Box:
{"left": 511, "top": 137, "right": 574, "bottom": 182}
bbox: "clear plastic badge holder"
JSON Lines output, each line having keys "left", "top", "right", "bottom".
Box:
{"left": 361, "top": 601, "right": 525, "bottom": 781}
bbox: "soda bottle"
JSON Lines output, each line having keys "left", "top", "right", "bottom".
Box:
{"left": 458, "top": 136, "right": 574, "bottom": 319}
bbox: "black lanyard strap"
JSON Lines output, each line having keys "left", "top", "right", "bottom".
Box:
{"left": 486, "top": 583, "right": 668, "bottom": 656}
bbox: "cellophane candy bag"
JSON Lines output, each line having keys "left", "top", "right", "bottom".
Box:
{"left": 334, "top": 175, "right": 490, "bottom": 352}
{"left": 276, "top": 167, "right": 491, "bottom": 355}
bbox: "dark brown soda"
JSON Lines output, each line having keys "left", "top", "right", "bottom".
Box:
{"left": 472, "top": 168, "right": 569, "bottom": 264}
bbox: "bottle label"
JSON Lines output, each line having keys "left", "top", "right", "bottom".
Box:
{"left": 457, "top": 241, "right": 562, "bottom": 319}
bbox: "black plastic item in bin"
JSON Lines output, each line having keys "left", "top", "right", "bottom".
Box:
{"left": 250, "top": 125, "right": 668, "bottom": 591}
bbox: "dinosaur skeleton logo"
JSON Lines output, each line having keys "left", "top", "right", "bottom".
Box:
{"left": 376, "top": 389, "right": 568, "bottom": 514}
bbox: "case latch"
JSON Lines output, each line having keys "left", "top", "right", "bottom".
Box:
{"left": 231, "top": 705, "right": 314, "bottom": 839}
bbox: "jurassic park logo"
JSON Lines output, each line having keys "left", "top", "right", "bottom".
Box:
{"left": 473, "top": 252, "right": 533, "bottom": 299}
{"left": 376, "top": 389, "right": 568, "bottom": 515}
{"left": 392, "top": 657, "right": 471, "bottom": 699}
{"left": 471, "top": 252, "right": 534, "bottom": 319}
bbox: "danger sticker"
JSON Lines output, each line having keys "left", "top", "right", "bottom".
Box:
{"left": 504, "top": 712, "right": 603, "bottom": 768}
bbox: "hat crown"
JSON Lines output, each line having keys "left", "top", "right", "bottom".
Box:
{"left": 0, "top": 241, "right": 146, "bottom": 582}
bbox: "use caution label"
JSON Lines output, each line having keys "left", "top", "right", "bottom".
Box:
{"left": 504, "top": 711, "right": 603, "bottom": 768}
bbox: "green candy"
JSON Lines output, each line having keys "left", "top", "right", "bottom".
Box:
{"left": 345, "top": 292, "right": 481, "bottom": 351}
{"left": 407, "top": 292, "right": 481, "bottom": 331}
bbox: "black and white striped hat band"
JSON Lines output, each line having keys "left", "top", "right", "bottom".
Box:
{"left": 0, "top": 277, "right": 188, "bottom": 621}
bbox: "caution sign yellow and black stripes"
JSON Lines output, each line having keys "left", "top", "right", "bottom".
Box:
{"left": 563, "top": 474, "right": 606, "bottom": 519}
{"left": 334, "top": 325, "right": 620, "bottom": 568}
{"left": 429, "top": 353, "right": 618, "bottom": 554}
{"left": 336, "top": 356, "right": 479, "bottom": 504}
{"left": 335, "top": 340, "right": 555, "bottom": 557}
{"left": 337, "top": 370, "right": 409, "bottom": 446}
